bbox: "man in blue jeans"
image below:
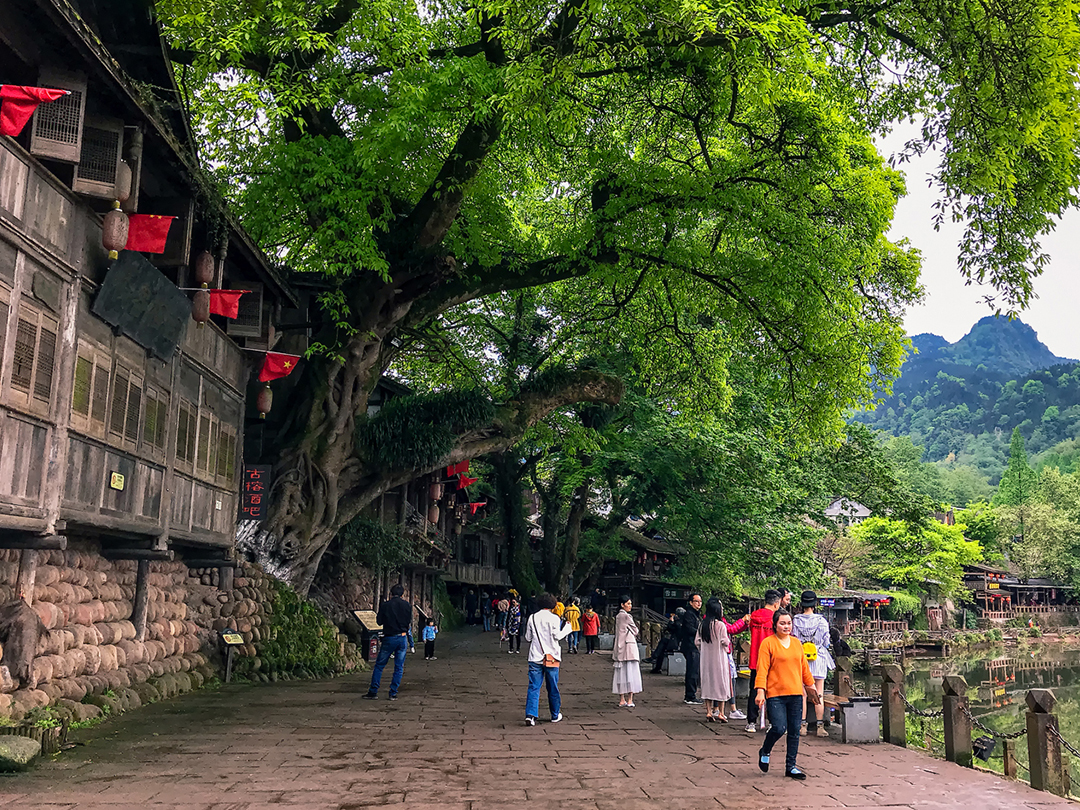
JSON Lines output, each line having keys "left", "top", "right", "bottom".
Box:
{"left": 362, "top": 584, "right": 414, "bottom": 701}
{"left": 523, "top": 592, "right": 574, "bottom": 726}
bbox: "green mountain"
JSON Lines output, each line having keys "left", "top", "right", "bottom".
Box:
{"left": 909, "top": 315, "right": 1074, "bottom": 378}
{"left": 855, "top": 317, "right": 1080, "bottom": 493}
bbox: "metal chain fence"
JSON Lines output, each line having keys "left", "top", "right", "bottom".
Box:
{"left": 960, "top": 704, "right": 1028, "bottom": 740}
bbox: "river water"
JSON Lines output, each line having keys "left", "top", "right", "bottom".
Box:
{"left": 852, "top": 641, "right": 1080, "bottom": 784}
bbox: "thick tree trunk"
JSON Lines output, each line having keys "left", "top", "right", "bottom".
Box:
{"left": 492, "top": 453, "right": 542, "bottom": 596}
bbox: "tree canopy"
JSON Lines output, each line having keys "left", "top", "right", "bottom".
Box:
{"left": 156, "top": 0, "right": 1080, "bottom": 589}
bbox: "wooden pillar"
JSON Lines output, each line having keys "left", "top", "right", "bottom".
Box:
{"left": 1027, "top": 689, "right": 1066, "bottom": 796}
{"left": 942, "top": 675, "right": 973, "bottom": 768}
{"left": 132, "top": 559, "right": 150, "bottom": 641}
{"left": 219, "top": 565, "right": 234, "bottom": 593}
{"left": 1003, "top": 739, "right": 1018, "bottom": 780}
{"left": 835, "top": 656, "right": 854, "bottom": 699}
{"left": 880, "top": 664, "right": 906, "bottom": 747}
{"left": 15, "top": 549, "right": 38, "bottom": 606}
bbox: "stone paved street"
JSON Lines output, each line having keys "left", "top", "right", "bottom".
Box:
{"left": 0, "top": 628, "right": 1072, "bottom": 809}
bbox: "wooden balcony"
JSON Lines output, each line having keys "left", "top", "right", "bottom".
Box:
{"left": 439, "top": 561, "right": 511, "bottom": 587}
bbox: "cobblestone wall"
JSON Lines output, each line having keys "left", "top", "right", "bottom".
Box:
{"left": 0, "top": 542, "right": 360, "bottom": 724}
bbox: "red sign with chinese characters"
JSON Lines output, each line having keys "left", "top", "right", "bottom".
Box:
{"left": 241, "top": 465, "right": 272, "bottom": 521}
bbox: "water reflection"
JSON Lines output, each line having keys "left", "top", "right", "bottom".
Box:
{"left": 852, "top": 644, "right": 1080, "bottom": 784}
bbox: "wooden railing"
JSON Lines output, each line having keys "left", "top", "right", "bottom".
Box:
{"left": 1014, "top": 605, "right": 1080, "bottom": 615}
{"left": 439, "top": 561, "right": 511, "bottom": 587}
{"left": 842, "top": 619, "right": 908, "bottom": 635}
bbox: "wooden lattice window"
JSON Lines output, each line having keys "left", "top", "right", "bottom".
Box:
{"left": 108, "top": 364, "right": 143, "bottom": 444}
{"left": 196, "top": 413, "right": 212, "bottom": 473}
{"left": 73, "top": 116, "right": 123, "bottom": 198}
{"left": 176, "top": 399, "right": 197, "bottom": 465}
{"left": 216, "top": 427, "right": 237, "bottom": 483}
{"left": 29, "top": 69, "right": 87, "bottom": 163}
{"left": 226, "top": 282, "right": 263, "bottom": 338}
{"left": 8, "top": 301, "right": 59, "bottom": 414}
{"left": 70, "top": 341, "right": 110, "bottom": 438}
{"left": 142, "top": 388, "right": 169, "bottom": 451}
{"left": 72, "top": 355, "right": 91, "bottom": 415}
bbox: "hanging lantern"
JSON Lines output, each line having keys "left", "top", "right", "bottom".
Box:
{"left": 102, "top": 202, "right": 129, "bottom": 259}
{"left": 194, "top": 250, "right": 215, "bottom": 287}
{"left": 115, "top": 160, "right": 133, "bottom": 204}
{"left": 427, "top": 503, "right": 440, "bottom": 524}
{"left": 429, "top": 482, "right": 443, "bottom": 500}
{"left": 256, "top": 384, "right": 273, "bottom": 419}
{"left": 191, "top": 289, "right": 210, "bottom": 326}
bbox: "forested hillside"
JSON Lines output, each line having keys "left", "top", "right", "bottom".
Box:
{"left": 855, "top": 317, "right": 1080, "bottom": 490}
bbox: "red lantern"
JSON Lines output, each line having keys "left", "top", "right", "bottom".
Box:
{"left": 191, "top": 289, "right": 210, "bottom": 326}
{"left": 429, "top": 482, "right": 443, "bottom": 500}
{"left": 102, "top": 203, "right": 129, "bottom": 259}
{"left": 427, "top": 503, "right": 440, "bottom": 524}
{"left": 194, "top": 251, "right": 215, "bottom": 286}
{"left": 256, "top": 384, "right": 272, "bottom": 419}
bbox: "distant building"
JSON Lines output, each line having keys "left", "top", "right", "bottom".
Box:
{"left": 824, "top": 498, "right": 872, "bottom": 527}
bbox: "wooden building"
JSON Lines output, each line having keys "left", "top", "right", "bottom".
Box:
{"left": 0, "top": 0, "right": 298, "bottom": 602}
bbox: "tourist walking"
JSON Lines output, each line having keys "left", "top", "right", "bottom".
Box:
{"left": 481, "top": 591, "right": 492, "bottom": 632}
{"left": 524, "top": 592, "right": 574, "bottom": 726}
{"left": 755, "top": 609, "right": 818, "bottom": 780}
{"left": 792, "top": 591, "right": 833, "bottom": 737}
{"left": 564, "top": 598, "right": 582, "bottom": 653}
{"left": 506, "top": 598, "right": 522, "bottom": 653}
{"left": 612, "top": 595, "right": 642, "bottom": 706}
{"left": 745, "top": 589, "right": 781, "bottom": 732}
{"left": 422, "top": 617, "right": 439, "bottom": 660}
{"left": 497, "top": 596, "right": 509, "bottom": 635}
{"left": 581, "top": 604, "right": 600, "bottom": 653}
{"left": 465, "top": 589, "right": 478, "bottom": 625}
{"left": 362, "top": 583, "right": 413, "bottom": 701}
{"left": 696, "top": 597, "right": 734, "bottom": 722}
{"left": 677, "top": 593, "right": 703, "bottom": 704}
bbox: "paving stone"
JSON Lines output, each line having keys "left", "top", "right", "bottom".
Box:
{"left": 0, "top": 629, "right": 1073, "bottom": 809}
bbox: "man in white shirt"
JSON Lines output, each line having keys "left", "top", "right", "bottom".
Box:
{"left": 523, "top": 592, "right": 574, "bottom": 726}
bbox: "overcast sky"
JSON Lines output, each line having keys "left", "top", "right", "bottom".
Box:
{"left": 878, "top": 127, "right": 1080, "bottom": 360}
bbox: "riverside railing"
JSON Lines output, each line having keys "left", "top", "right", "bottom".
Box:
{"left": 877, "top": 665, "right": 1076, "bottom": 797}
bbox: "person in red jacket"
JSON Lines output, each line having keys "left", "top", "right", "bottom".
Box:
{"left": 581, "top": 605, "right": 601, "bottom": 654}
{"left": 744, "top": 589, "right": 781, "bottom": 733}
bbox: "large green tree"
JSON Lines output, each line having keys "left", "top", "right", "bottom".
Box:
{"left": 159, "top": 0, "right": 1080, "bottom": 591}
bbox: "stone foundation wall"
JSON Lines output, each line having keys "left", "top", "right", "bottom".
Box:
{"left": 0, "top": 541, "right": 360, "bottom": 724}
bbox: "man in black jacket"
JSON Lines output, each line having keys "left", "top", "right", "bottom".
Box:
{"left": 678, "top": 593, "right": 703, "bottom": 704}
{"left": 362, "top": 584, "right": 413, "bottom": 701}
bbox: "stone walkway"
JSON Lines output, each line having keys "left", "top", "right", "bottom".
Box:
{"left": 0, "top": 628, "right": 1073, "bottom": 809}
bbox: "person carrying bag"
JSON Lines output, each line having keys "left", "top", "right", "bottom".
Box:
{"left": 523, "top": 592, "right": 573, "bottom": 726}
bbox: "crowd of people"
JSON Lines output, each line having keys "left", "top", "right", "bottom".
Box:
{"left": 365, "top": 582, "right": 842, "bottom": 781}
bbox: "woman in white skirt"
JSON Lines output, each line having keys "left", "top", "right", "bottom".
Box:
{"left": 612, "top": 595, "right": 642, "bottom": 707}
{"left": 696, "top": 596, "right": 734, "bottom": 722}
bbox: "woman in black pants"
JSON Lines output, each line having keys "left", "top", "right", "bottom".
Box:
{"left": 506, "top": 598, "right": 522, "bottom": 653}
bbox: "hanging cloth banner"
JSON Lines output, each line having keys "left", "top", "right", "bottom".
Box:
{"left": 445, "top": 460, "right": 470, "bottom": 478}
{"left": 125, "top": 214, "right": 176, "bottom": 253}
{"left": 0, "top": 85, "right": 68, "bottom": 136}
{"left": 468, "top": 501, "right": 487, "bottom": 515}
{"left": 208, "top": 289, "right": 249, "bottom": 319}
{"left": 258, "top": 351, "right": 302, "bottom": 382}
{"left": 457, "top": 475, "right": 478, "bottom": 490}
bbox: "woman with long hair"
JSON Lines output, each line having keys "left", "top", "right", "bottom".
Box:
{"left": 696, "top": 597, "right": 734, "bottom": 722}
{"left": 612, "top": 595, "right": 642, "bottom": 707}
{"left": 754, "top": 609, "right": 817, "bottom": 780}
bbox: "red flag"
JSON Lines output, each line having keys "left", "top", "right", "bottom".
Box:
{"left": 454, "top": 460, "right": 470, "bottom": 475}
{"left": 0, "top": 86, "right": 67, "bottom": 137}
{"left": 125, "top": 215, "right": 175, "bottom": 253}
{"left": 208, "top": 290, "right": 249, "bottom": 319}
{"left": 457, "top": 475, "right": 478, "bottom": 490}
{"left": 258, "top": 352, "right": 301, "bottom": 382}
{"left": 468, "top": 502, "right": 487, "bottom": 515}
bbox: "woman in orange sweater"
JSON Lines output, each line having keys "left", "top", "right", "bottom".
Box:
{"left": 754, "top": 609, "right": 817, "bottom": 780}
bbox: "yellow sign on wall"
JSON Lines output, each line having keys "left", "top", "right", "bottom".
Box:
{"left": 109, "top": 472, "right": 125, "bottom": 491}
